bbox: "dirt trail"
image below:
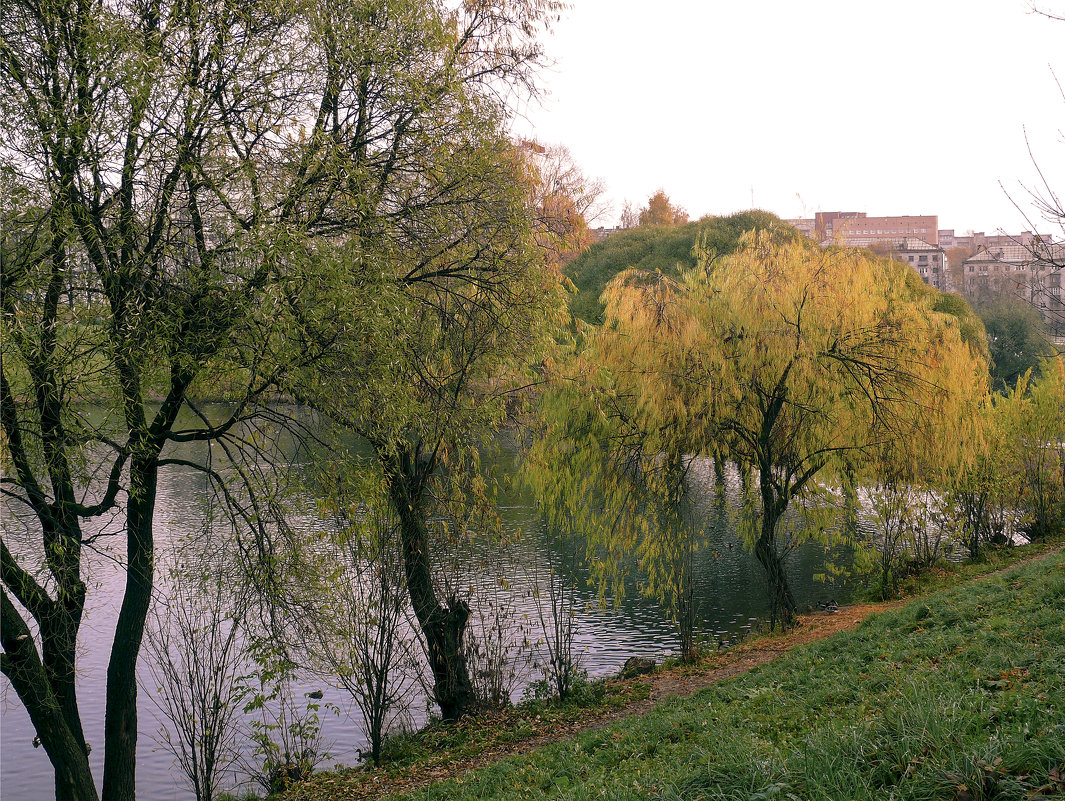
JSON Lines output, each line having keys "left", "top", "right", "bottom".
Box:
{"left": 291, "top": 549, "right": 1061, "bottom": 800}
{"left": 294, "top": 600, "right": 901, "bottom": 800}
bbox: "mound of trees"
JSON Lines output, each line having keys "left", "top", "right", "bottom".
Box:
{"left": 564, "top": 210, "right": 791, "bottom": 323}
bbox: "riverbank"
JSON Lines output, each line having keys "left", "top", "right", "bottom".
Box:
{"left": 269, "top": 539, "right": 1065, "bottom": 801}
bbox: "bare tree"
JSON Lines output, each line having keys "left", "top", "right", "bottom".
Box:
{"left": 530, "top": 526, "right": 582, "bottom": 701}
{"left": 145, "top": 563, "right": 248, "bottom": 801}
{"left": 298, "top": 505, "right": 418, "bottom": 767}
{"left": 618, "top": 201, "right": 640, "bottom": 230}
{"left": 465, "top": 588, "right": 531, "bottom": 708}
{"left": 1002, "top": 27, "right": 1064, "bottom": 335}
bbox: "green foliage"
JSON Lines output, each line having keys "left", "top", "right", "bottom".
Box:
{"left": 998, "top": 357, "right": 1065, "bottom": 540}
{"left": 563, "top": 211, "right": 797, "bottom": 323}
{"left": 238, "top": 642, "right": 329, "bottom": 796}
{"left": 521, "top": 670, "right": 603, "bottom": 707}
{"left": 933, "top": 291, "right": 990, "bottom": 360}
{"left": 1, "top": 0, "right": 567, "bottom": 791}
{"left": 974, "top": 294, "right": 1056, "bottom": 390}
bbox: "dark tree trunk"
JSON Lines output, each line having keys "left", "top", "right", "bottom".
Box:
{"left": 677, "top": 565, "right": 696, "bottom": 662}
{"left": 384, "top": 447, "right": 475, "bottom": 720}
{"left": 1, "top": 369, "right": 96, "bottom": 799}
{"left": 713, "top": 456, "right": 726, "bottom": 488}
{"left": 755, "top": 477, "right": 797, "bottom": 630}
{"left": 102, "top": 457, "right": 158, "bottom": 801}
{"left": 2, "top": 592, "right": 99, "bottom": 801}
{"left": 39, "top": 586, "right": 92, "bottom": 801}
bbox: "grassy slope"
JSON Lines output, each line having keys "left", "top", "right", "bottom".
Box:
{"left": 388, "top": 552, "right": 1065, "bottom": 801}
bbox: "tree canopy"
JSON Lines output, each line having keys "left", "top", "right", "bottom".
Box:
{"left": 531, "top": 229, "right": 989, "bottom": 629}
{"left": 0, "top": 0, "right": 564, "bottom": 796}
{"left": 563, "top": 210, "right": 792, "bottom": 323}
{"left": 638, "top": 190, "right": 689, "bottom": 227}
{"left": 973, "top": 294, "right": 1056, "bottom": 389}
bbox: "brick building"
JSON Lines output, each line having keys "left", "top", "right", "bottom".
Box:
{"left": 939, "top": 230, "right": 1039, "bottom": 250}
{"left": 814, "top": 212, "right": 939, "bottom": 245}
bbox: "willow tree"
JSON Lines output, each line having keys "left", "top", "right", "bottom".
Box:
{"left": 290, "top": 137, "right": 567, "bottom": 718}
{"left": 262, "top": 25, "right": 578, "bottom": 720}
{"left": 0, "top": 0, "right": 561, "bottom": 796}
{"left": 531, "top": 229, "right": 988, "bottom": 631}
{"left": 997, "top": 357, "right": 1065, "bottom": 541}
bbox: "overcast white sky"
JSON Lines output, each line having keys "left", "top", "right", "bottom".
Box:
{"left": 514, "top": 0, "right": 1064, "bottom": 235}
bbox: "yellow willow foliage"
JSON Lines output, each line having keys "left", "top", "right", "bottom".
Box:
{"left": 527, "top": 229, "right": 989, "bottom": 610}
{"left": 601, "top": 231, "right": 988, "bottom": 481}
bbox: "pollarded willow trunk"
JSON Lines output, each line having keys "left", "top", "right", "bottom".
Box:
{"left": 384, "top": 449, "right": 475, "bottom": 720}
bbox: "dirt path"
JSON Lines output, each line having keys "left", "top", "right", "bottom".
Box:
{"left": 290, "top": 549, "right": 1062, "bottom": 800}
{"left": 292, "top": 601, "right": 901, "bottom": 800}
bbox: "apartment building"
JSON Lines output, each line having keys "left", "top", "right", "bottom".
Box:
{"left": 814, "top": 212, "right": 939, "bottom": 245}
{"left": 962, "top": 243, "right": 1065, "bottom": 335}
{"left": 786, "top": 211, "right": 948, "bottom": 290}
{"left": 939, "top": 230, "right": 1039, "bottom": 250}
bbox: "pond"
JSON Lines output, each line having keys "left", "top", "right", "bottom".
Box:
{"left": 1, "top": 429, "right": 863, "bottom": 800}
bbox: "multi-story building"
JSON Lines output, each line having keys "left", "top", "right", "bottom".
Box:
{"left": 892, "top": 238, "right": 951, "bottom": 292}
{"left": 814, "top": 212, "right": 939, "bottom": 245}
{"left": 961, "top": 243, "right": 1065, "bottom": 335}
{"left": 835, "top": 236, "right": 951, "bottom": 291}
{"left": 939, "top": 230, "right": 1039, "bottom": 250}
{"left": 591, "top": 226, "right": 623, "bottom": 241}
{"left": 784, "top": 218, "right": 817, "bottom": 239}
{"left": 787, "top": 211, "right": 949, "bottom": 290}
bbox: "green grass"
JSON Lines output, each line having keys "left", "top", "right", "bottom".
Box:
{"left": 370, "top": 675, "right": 650, "bottom": 770}
{"left": 384, "top": 551, "right": 1065, "bottom": 800}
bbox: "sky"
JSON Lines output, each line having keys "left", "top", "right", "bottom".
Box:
{"left": 514, "top": 0, "right": 1065, "bottom": 235}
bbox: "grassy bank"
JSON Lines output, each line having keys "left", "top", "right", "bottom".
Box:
{"left": 280, "top": 547, "right": 1065, "bottom": 800}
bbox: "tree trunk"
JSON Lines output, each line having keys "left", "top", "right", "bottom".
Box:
{"left": 712, "top": 454, "right": 726, "bottom": 488}
{"left": 755, "top": 479, "right": 797, "bottom": 630}
{"left": 676, "top": 535, "right": 696, "bottom": 662}
{"left": 2, "top": 591, "right": 99, "bottom": 801}
{"left": 102, "top": 457, "right": 157, "bottom": 801}
{"left": 385, "top": 448, "right": 475, "bottom": 720}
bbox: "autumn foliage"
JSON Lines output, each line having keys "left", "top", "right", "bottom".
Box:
{"left": 530, "top": 227, "right": 990, "bottom": 629}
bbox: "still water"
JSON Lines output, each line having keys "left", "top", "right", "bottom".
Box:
{"left": 1, "top": 431, "right": 859, "bottom": 800}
